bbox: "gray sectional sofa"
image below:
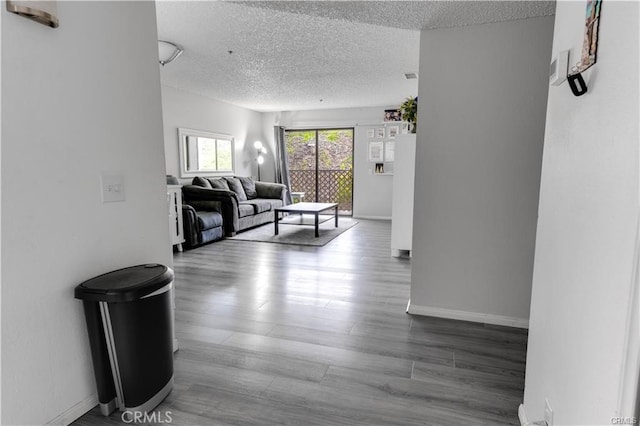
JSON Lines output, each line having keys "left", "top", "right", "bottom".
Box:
{"left": 183, "top": 176, "right": 287, "bottom": 237}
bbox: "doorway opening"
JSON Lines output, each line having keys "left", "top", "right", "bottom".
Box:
{"left": 285, "top": 128, "right": 354, "bottom": 215}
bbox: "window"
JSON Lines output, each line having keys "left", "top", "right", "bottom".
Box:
{"left": 178, "top": 128, "right": 234, "bottom": 177}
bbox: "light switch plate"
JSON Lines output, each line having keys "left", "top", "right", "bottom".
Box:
{"left": 101, "top": 173, "right": 125, "bottom": 203}
{"left": 550, "top": 50, "right": 569, "bottom": 86}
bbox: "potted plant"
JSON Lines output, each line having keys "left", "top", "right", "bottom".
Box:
{"left": 400, "top": 96, "right": 418, "bottom": 133}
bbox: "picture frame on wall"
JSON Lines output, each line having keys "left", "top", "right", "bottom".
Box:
{"left": 385, "top": 141, "right": 395, "bottom": 162}
{"left": 577, "top": 0, "right": 602, "bottom": 72}
{"left": 401, "top": 122, "right": 409, "bottom": 134}
{"left": 367, "top": 129, "right": 375, "bottom": 138}
{"left": 384, "top": 109, "right": 402, "bottom": 122}
{"left": 368, "top": 141, "right": 384, "bottom": 162}
{"left": 376, "top": 128, "right": 385, "bottom": 139}
{"left": 388, "top": 126, "right": 399, "bottom": 139}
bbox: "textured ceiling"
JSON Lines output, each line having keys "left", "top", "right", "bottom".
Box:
{"left": 155, "top": 1, "right": 555, "bottom": 112}
{"left": 234, "top": 1, "right": 556, "bottom": 30}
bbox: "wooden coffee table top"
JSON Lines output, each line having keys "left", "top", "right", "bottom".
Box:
{"left": 275, "top": 202, "right": 337, "bottom": 214}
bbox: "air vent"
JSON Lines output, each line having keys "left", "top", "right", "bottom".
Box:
{"left": 404, "top": 73, "right": 418, "bottom": 80}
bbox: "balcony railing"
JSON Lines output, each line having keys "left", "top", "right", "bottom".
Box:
{"left": 289, "top": 169, "right": 353, "bottom": 214}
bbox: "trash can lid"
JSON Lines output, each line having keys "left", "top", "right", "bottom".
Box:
{"left": 74, "top": 264, "right": 174, "bottom": 303}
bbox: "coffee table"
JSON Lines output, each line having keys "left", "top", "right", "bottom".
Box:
{"left": 274, "top": 202, "right": 339, "bottom": 237}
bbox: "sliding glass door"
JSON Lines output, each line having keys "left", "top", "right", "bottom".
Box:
{"left": 285, "top": 128, "right": 354, "bottom": 215}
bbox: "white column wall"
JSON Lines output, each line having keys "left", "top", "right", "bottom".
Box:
{"left": 1, "top": 2, "right": 172, "bottom": 424}
{"left": 523, "top": 2, "right": 640, "bottom": 423}
{"left": 409, "top": 16, "right": 554, "bottom": 327}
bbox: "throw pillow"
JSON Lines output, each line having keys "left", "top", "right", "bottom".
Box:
{"left": 224, "top": 177, "right": 248, "bottom": 201}
{"left": 208, "top": 178, "right": 230, "bottom": 191}
{"left": 193, "top": 176, "right": 212, "bottom": 189}
{"left": 237, "top": 177, "right": 258, "bottom": 199}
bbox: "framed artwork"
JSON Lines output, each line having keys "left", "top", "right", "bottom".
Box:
{"left": 567, "top": 0, "right": 602, "bottom": 96}
{"left": 376, "top": 128, "right": 385, "bottom": 139}
{"left": 577, "top": 0, "right": 602, "bottom": 73}
{"left": 401, "top": 122, "right": 409, "bottom": 134}
{"left": 375, "top": 163, "right": 385, "bottom": 174}
{"left": 368, "top": 141, "right": 384, "bottom": 162}
{"left": 384, "top": 109, "right": 402, "bottom": 122}
{"left": 367, "top": 129, "right": 375, "bottom": 138}
{"left": 385, "top": 141, "right": 395, "bottom": 162}
{"left": 388, "top": 125, "right": 399, "bottom": 139}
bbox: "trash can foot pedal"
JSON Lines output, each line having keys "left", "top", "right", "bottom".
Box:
{"left": 99, "top": 398, "right": 117, "bottom": 416}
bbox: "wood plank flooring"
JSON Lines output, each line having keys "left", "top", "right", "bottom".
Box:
{"left": 73, "top": 219, "right": 527, "bottom": 425}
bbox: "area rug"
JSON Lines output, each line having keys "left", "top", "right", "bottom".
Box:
{"left": 227, "top": 217, "right": 359, "bottom": 247}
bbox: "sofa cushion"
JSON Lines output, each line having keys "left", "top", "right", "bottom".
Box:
{"left": 207, "top": 178, "right": 230, "bottom": 191}
{"left": 237, "top": 198, "right": 283, "bottom": 209}
{"left": 237, "top": 204, "right": 254, "bottom": 218}
{"left": 193, "top": 176, "right": 212, "bottom": 189}
{"left": 237, "top": 176, "right": 258, "bottom": 199}
{"left": 255, "top": 181, "right": 285, "bottom": 200}
{"left": 225, "top": 177, "right": 248, "bottom": 201}
{"left": 200, "top": 227, "right": 223, "bottom": 244}
{"left": 197, "top": 211, "right": 223, "bottom": 230}
{"left": 263, "top": 198, "right": 284, "bottom": 210}
{"left": 240, "top": 199, "right": 273, "bottom": 214}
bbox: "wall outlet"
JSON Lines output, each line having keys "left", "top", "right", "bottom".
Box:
{"left": 544, "top": 398, "right": 553, "bottom": 426}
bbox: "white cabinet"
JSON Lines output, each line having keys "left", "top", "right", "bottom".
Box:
{"left": 391, "top": 134, "right": 416, "bottom": 257}
{"left": 167, "top": 185, "right": 185, "bottom": 252}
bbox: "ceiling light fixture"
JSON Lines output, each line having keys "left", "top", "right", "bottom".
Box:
{"left": 158, "top": 40, "right": 183, "bottom": 66}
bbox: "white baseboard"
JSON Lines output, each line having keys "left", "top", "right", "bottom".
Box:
{"left": 518, "top": 403, "right": 529, "bottom": 426}
{"left": 352, "top": 215, "right": 391, "bottom": 221}
{"left": 407, "top": 302, "right": 529, "bottom": 329}
{"left": 46, "top": 393, "right": 98, "bottom": 426}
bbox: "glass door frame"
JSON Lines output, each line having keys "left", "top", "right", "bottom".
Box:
{"left": 285, "top": 127, "right": 354, "bottom": 215}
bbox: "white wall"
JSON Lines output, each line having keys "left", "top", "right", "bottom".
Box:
{"left": 1, "top": 2, "right": 172, "bottom": 424}
{"left": 263, "top": 106, "right": 401, "bottom": 218}
{"left": 161, "top": 85, "right": 264, "bottom": 184}
{"left": 408, "top": 16, "right": 554, "bottom": 327}
{"left": 351, "top": 122, "right": 398, "bottom": 219}
{"left": 523, "top": 1, "right": 639, "bottom": 423}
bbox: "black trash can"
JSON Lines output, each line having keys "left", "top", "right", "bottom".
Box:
{"left": 75, "top": 264, "right": 174, "bottom": 416}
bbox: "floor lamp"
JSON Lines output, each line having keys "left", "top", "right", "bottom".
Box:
{"left": 254, "top": 141, "right": 267, "bottom": 181}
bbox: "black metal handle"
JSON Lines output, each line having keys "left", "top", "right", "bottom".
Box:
{"left": 567, "top": 72, "right": 588, "bottom": 96}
